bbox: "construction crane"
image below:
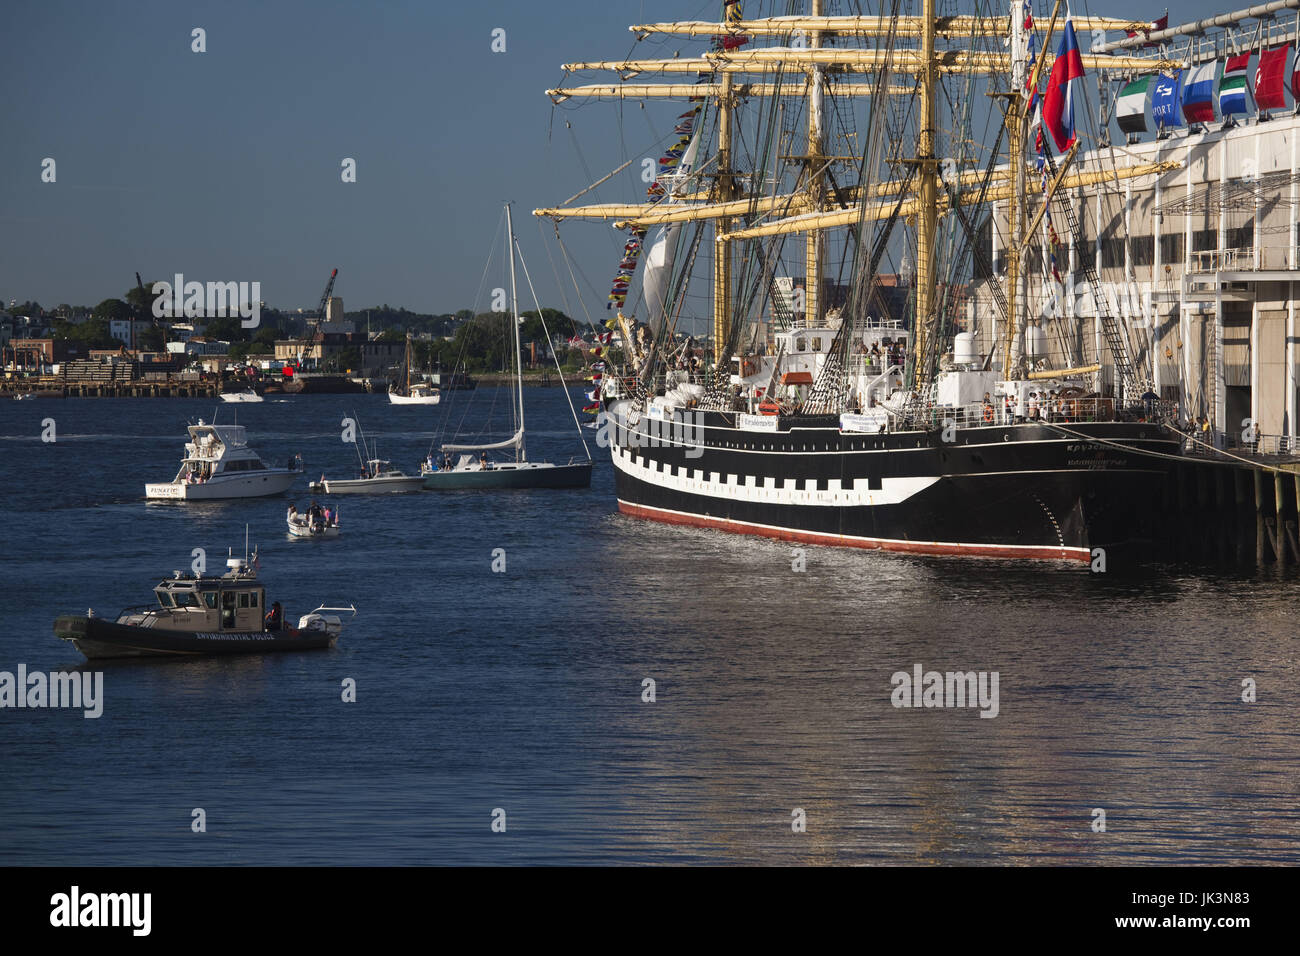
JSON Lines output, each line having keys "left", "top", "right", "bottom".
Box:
{"left": 130, "top": 272, "right": 147, "bottom": 352}
{"left": 296, "top": 268, "right": 338, "bottom": 368}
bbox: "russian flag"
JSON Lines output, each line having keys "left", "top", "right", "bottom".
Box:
{"left": 1042, "top": 14, "right": 1085, "bottom": 152}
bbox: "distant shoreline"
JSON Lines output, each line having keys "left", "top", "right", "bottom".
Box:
{"left": 0, "top": 370, "right": 590, "bottom": 399}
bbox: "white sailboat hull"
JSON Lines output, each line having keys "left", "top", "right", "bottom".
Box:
{"left": 388, "top": 392, "right": 441, "bottom": 405}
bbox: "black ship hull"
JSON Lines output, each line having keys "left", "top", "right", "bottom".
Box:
{"left": 606, "top": 402, "right": 1179, "bottom": 562}
{"left": 54, "top": 615, "right": 336, "bottom": 659}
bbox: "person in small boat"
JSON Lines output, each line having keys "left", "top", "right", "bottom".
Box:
{"left": 323, "top": 507, "right": 333, "bottom": 526}
{"left": 479, "top": 452, "right": 489, "bottom": 471}
{"left": 308, "top": 500, "right": 324, "bottom": 530}
{"left": 288, "top": 504, "right": 299, "bottom": 524}
{"left": 264, "top": 601, "right": 282, "bottom": 631}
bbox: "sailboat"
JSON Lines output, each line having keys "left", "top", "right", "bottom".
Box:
{"left": 423, "top": 204, "right": 593, "bottom": 490}
{"left": 536, "top": 1, "right": 1184, "bottom": 563}
{"left": 388, "top": 332, "right": 441, "bottom": 404}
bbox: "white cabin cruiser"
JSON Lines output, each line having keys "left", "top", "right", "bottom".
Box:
{"left": 145, "top": 420, "right": 303, "bottom": 500}
{"left": 220, "top": 389, "right": 263, "bottom": 403}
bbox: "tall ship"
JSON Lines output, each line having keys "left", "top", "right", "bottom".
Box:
{"left": 535, "top": 0, "right": 1300, "bottom": 562}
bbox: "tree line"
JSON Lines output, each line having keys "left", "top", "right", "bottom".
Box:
{"left": 15, "top": 285, "right": 607, "bottom": 370}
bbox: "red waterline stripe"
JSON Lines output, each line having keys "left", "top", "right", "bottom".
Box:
{"left": 617, "top": 500, "right": 1090, "bottom": 563}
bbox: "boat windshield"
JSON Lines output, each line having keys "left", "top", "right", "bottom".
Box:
{"left": 155, "top": 589, "right": 173, "bottom": 607}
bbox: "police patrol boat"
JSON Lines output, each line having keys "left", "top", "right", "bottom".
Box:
{"left": 53, "top": 552, "right": 355, "bottom": 659}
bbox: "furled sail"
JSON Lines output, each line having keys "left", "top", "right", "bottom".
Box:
{"left": 641, "top": 121, "right": 703, "bottom": 332}
{"left": 441, "top": 427, "right": 524, "bottom": 453}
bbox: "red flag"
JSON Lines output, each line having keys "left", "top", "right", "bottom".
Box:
{"left": 1256, "top": 44, "right": 1292, "bottom": 111}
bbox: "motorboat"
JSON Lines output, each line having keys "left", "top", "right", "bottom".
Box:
{"left": 145, "top": 420, "right": 303, "bottom": 500}
{"left": 287, "top": 502, "right": 340, "bottom": 537}
{"left": 307, "top": 415, "right": 426, "bottom": 493}
{"left": 54, "top": 553, "right": 355, "bottom": 659}
{"left": 309, "top": 458, "right": 425, "bottom": 494}
{"left": 220, "top": 389, "right": 263, "bottom": 403}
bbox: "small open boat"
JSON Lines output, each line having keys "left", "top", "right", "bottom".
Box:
{"left": 54, "top": 552, "right": 355, "bottom": 659}
{"left": 287, "top": 502, "right": 340, "bottom": 537}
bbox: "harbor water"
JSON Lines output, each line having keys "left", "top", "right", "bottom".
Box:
{"left": 0, "top": 391, "right": 1297, "bottom": 864}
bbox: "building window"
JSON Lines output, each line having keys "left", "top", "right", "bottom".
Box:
{"left": 1225, "top": 223, "right": 1254, "bottom": 250}
{"left": 1159, "top": 233, "right": 1184, "bottom": 263}
{"left": 1131, "top": 236, "right": 1155, "bottom": 266}
{"left": 1101, "top": 237, "right": 1125, "bottom": 268}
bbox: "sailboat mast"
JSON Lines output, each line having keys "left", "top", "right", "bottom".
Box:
{"left": 505, "top": 202, "right": 526, "bottom": 462}
{"left": 913, "top": 0, "right": 939, "bottom": 387}
{"left": 1004, "top": 1, "right": 1028, "bottom": 377}
{"left": 805, "top": 0, "right": 825, "bottom": 325}
{"left": 713, "top": 73, "right": 735, "bottom": 365}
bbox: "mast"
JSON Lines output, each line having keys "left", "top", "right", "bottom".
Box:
{"left": 713, "top": 73, "right": 734, "bottom": 365}
{"left": 505, "top": 203, "right": 525, "bottom": 462}
{"left": 912, "top": 0, "right": 939, "bottom": 386}
{"left": 538, "top": 7, "right": 1179, "bottom": 405}
{"left": 1004, "top": 2, "right": 1027, "bottom": 377}
{"left": 805, "top": 0, "right": 825, "bottom": 326}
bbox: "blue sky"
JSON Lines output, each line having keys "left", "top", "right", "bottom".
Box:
{"left": 0, "top": 0, "right": 1240, "bottom": 317}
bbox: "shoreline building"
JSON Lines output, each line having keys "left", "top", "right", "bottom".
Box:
{"left": 972, "top": 3, "right": 1300, "bottom": 450}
